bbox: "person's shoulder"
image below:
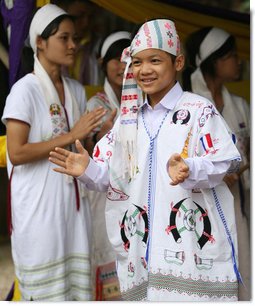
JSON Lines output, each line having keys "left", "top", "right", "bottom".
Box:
{"left": 87, "top": 91, "right": 108, "bottom": 111}
{"left": 88, "top": 91, "right": 107, "bottom": 103}
{"left": 63, "top": 77, "right": 86, "bottom": 99}
{"left": 63, "top": 76, "right": 83, "bottom": 90}
{"left": 12, "top": 73, "right": 35, "bottom": 86}
{"left": 229, "top": 91, "right": 249, "bottom": 105}
{"left": 182, "top": 90, "right": 213, "bottom": 105}
{"left": 10, "top": 73, "right": 38, "bottom": 94}
{"left": 228, "top": 92, "right": 250, "bottom": 119}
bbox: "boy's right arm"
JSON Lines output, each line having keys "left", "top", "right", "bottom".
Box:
{"left": 49, "top": 139, "right": 89, "bottom": 177}
{"left": 49, "top": 139, "right": 109, "bottom": 192}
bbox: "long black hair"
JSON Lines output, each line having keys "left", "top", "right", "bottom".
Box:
{"left": 182, "top": 27, "right": 236, "bottom": 91}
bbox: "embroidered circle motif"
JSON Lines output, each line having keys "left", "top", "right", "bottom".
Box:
{"left": 172, "top": 109, "right": 190, "bottom": 124}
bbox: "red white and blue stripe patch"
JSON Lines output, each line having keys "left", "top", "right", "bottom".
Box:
{"left": 200, "top": 133, "right": 214, "bottom": 153}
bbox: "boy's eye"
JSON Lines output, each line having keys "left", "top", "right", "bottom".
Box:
{"left": 132, "top": 60, "right": 141, "bottom": 66}
{"left": 151, "top": 58, "right": 160, "bottom": 63}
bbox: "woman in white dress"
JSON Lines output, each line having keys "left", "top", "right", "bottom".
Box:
{"left": 182, "top": 26, "right": 250, "bottom": 301}
{"left": 1, "top": 4, "right": 105, "bottom": 301}
{"left": 85, "top": 31, "right": 131, "bottom": 300}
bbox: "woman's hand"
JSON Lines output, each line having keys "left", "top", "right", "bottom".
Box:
{"left": 167, "top": 153, "right": 189, "bottom": 186}
{"left": 49, "top": 139, "right": 89, "bottom": 177}
{"left": 96, "top": 108, "right": 117, "bottom": 141}
{"left": 70, "top": 107, "right": 106, "bottom": 142}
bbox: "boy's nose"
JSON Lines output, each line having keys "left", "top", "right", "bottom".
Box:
{"left": 140, "top": 63, "right": 152, "bottom": 74}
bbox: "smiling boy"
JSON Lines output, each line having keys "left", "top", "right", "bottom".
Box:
{"left": 50, "top": 19, "right": 241, "bottom": 301}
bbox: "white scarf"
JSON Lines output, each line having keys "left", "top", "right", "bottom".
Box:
{"left": 100, "top": 31, "right": 131, "bottom": 117}
{"left": 30, "top": 4, "right": 82, "bottom": 189}
{"left": 34, "top": 55, "right": 81, "bottom": 133}
{"left": 104, "top": 78, "right": 120, "bottom": 115}
{"left": 34, "top": 55, "right": 81, "bottom": 186}
{"left": 120, "top": 19, "right": 180, "bottom": 179}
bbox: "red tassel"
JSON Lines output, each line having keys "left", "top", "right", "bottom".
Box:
{"left": 73, "top": 178, "right": 80, "bottom": 211}
{"left": 95, "top": 266, "right": 103, "bottom": 301}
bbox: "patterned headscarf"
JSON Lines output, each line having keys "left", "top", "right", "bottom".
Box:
{"left": 119, "top": 19, "right": 180, "bottom": 179}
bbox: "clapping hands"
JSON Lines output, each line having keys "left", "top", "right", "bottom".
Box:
{"left": 167, "top": 153, "right": 189, "bottom": 185}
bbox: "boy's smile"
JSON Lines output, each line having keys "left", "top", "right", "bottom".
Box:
{"left": 131, "top": 48, "right": 184, "bottom": 107}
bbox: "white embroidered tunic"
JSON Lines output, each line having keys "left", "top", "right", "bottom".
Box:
{"left": 79, "top": 84, "right": 241, "bottom": 301}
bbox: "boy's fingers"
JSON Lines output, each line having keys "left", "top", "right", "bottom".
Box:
{"left": 75, "top": 139, "right": 88, "bottom": 156}
{"left": 75, "top": 139, "right": 84, "bottom": 153}
{"left": 54, "top": 146, "right": 69, "bottom": 155}
{"left": 49, "top": 157, "right": 66, "bottom": 168}
{"left": 53, "top": 167, "right": 67, "bottom": 174}
{"left": 49, "top": 150, "right": 66, "bottom": 162}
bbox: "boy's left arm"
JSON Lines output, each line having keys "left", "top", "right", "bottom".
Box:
{"left": 167, "top": 101, "right": 241, "bottom": 189}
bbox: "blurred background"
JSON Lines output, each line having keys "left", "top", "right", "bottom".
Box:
{"left": 0, "top": 0, "right": 250, "bottom": 301}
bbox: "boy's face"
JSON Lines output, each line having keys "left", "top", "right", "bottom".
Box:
{"left": 131, "top": 48, "right": 184, "bottom": 106}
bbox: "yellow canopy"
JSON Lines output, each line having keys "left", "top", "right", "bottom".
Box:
{"left": 38, "top": 0, "right": 249, "bottom": 60}
{"left": 91, "top": 0, "right": 250, "bottom": 102}
{"left": 91, "top": 0, "right": 250, "bottom": 61}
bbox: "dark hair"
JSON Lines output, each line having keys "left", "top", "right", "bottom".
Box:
{"left": 182, "top": 27, "right": 236, "bottom": 90}
{"left": 99, "top": 36, "right": 130, "bottom": 75}
{"left": 40, "top": 14, "right": 75, "bottom": 40}
{"left": 21, "top": 46, "right": 34, "bottom": 74}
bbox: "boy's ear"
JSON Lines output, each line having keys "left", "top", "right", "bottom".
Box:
{"left": 175, "top": 54, "right": 185, "bottom": 71}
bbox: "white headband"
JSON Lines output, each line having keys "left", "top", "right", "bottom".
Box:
{"left": 196, "top": 27, "right": 230, "bottom": 67}
{"left": 100, "top": 31, "right": 131, "bottom": 59}
{"left": 29, "top": 4, "right": 67, "bottom": 53}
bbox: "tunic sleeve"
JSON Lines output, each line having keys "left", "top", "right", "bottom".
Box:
{"left": 2, "top": 77, "right": 35, "bottom": 126}
{"left": 179, "top": 99, "right": 241, "bottom": 189}
{"left": 77, "top": 117, "right": 120, "bottom": 191}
